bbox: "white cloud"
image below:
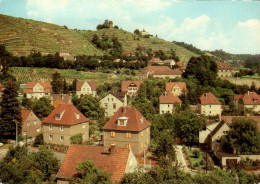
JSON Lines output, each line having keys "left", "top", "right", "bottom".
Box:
{"left": 27, "top": 10, "right": 38, "bottom": 18}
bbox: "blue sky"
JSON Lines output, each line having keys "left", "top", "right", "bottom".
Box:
{"left": 0, "top": 0, "right": 259, "bottom": 54}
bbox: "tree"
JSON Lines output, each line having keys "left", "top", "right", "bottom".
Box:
{"left": 70, "top": 160, "right": 112, "bottom": 184}
{"left": 63, "top": 78, "right": 69, "bottom": 94}
{"left": 0, "top": 44, "right": 11, "bottom": 77}
{"left": 0, "top": 79, "right": 22, "bottom": 139}
{"left": 70, "top": 78, "right": 78, "bottom": 94}
{"left": 134, "top": 29, "right": 141, "bottom": 36}
{"left": 51, "top": 72, "right": 63, "bottom": 94}
{"left": 72, "top": 95, "right": 105, "bottom": 119}
{"left": 221, "top": 117, "right": 260, "bottom": 154}
{"left": 33, "top": 97, "right": 54, "bottom": 119}
{"left": 249, "top": 82, "right": 257, "bottom": 92}
{"left": 21, "top": 98, "right": 34, "bottom": 110}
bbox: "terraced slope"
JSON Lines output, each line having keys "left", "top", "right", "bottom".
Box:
{"left": 0, "top": 14, "right": 104, "bottom": 56}
{"left": 82, "top": 29, "right": 199, "bottom": 62}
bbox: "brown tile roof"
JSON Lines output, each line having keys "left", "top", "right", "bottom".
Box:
{"left": 234, "top": 94, "right": 243, "bottom": 100}
{"left": 121, "top": 81, "right": 143, "bottom": 92}
{"left": 21, "top": 110, "right": 31, "bottom": 124}
{"left": 221, "top": 115, "right": 260, "bottom": 130}
{"left": 159, "top": 92, "right": 182, "bottom": 104}
{"left": 209, "top": 121, "right": 229, "bottom": 137}
{"left": 102, "top": 106, "right": 151, "bottom": 132}
{"left": 165, "top": 82, "right": 187, "bottom": 92}
{"left": 111, "top": 92, "right": 126, "bottom": 102}
{"left": 42, "top": 104, "right": 89, "bottom": 125}
{"left": 51, "top": 94, "right": 69, "bottom": 104}
{"left": 236, "top": 92, "right": 260, "bottom": 105}
{"left": 199, "top": 92, "right": 222, "bottom": 105}
{"left": 175, "top": 61, "right": 187, "bottom": 70}
{"left": 123, "top": 50, "right": 134, "bottom": 55}
{"left": 26, "top": 82, "right": 51, "bottom": 93}
{"left": 151, "top": 68, "right": 182, "bottom": 76}
{"left": 56, "top": 145, "right": 130, "bottom": 183}
{"left": 76, "top": 81, "right": 96, "bottom": 91}
{"left": 149, "top": 57, "right": 162, "bottom": 63}
{"left": 146, "top": 66, "right": 173, "bottom": 71}
{"left": 216, "top": 61, "right": 237, "bottom": 71}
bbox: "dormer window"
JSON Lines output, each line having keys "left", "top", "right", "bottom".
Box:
{"left": 55, "top": 114, "right": 61, "bottom": 120}
{"left": 75, "top": 113, "right": 80, "bottom": 119}
{"left": 140, "top": 118, "right": 143, "bottom": 124}
{"left": 253, "top": 98, "right": 258, "bottom": 103}
{"left": 117, "top": 116, "right": 128, "bottom": 126}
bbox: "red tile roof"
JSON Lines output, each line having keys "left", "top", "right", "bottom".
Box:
{"left": 26, "top": 82, "right": 51, "bottom": 93}
{"left": 149, "top": 57, "right": 162, "bottom": 63}
{"left": 76, "top": 81, "right": 96, "bottom": 91}
{"left": 121, "top": 81, "right": 143, "bottom": 92}
{"left": 221, "top": 115, "right": 260, "bottom": 130}
{"left": 123, "top": 50, "right": 134, "bottom": 55}
{"left": 159, "top": 92, "right": 182, "bottom": 104}
{"left": 42, "top": 104, "right": 89, "bottom": 125}
{"left": 151, "top": 68, "right": 182, "bottom": 76}
{"left": 102, "top": 106, "right": 151, "bottom": 132}
{"left": 216, "top": 61, "right": 237, "bottom": 71}
{"left": 21, "top": 110, "right": 31, "bottom": 124}
{"left": 139, "top": 66, "right": 182, "bottom": 76}
{"left": 236, "top": 92, "right": 260, "bottom": 105}
{"left": 199, "top": 92, "right": 222, "bottom": 105}
{"left": 175, "top": 61, "right": 187, "bottom": 70}
{"left": 56, "top": 145, "right": 130, "bottom": 183}
{"left": 165, "top": 82, "right": 187, "bottom": 92}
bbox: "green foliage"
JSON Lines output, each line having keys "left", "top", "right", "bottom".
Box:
{"left": 173, "top": 41, "right": 204, "bottom": 55}
{"left": 21, "top": 98, "right": 34, "bottom": 110}
{"left": 32, "top": 97, "right": 54, "bottom": 119}
{"left": 237, "top": 169, "right": 260, "bottom": 184}
{"left": 33, "top": 133, "right": 44, "bottom": 147}
{"left": 51, "top": 71, "right": 64, "bottom": 94}
{"left": 70, "top": 134, "right": 83, "bottom": 144}
{"left": 70, "top": 160, "right": 112, "bottom": 184}
{"left": 222, "top": 117, "right": 260, "bottom": 154}
{"left": 193, "top": 150, "right": 201, "bottom": 158}
{"left": 0, "top": 79, "right": 22, "bottom": 139}
{"left": 0, "top": 145, "right": 59, "bottom": 184}
{"left": 72, "top": 95, "right": 105, "bottom": 119}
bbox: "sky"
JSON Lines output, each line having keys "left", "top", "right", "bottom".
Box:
{"left": 0, "top": 0, "right": 260, "bottom": 54}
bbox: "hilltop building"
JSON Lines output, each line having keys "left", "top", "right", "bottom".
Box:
{"left": 216, "top": 61, "right": 238, "bottom": 77}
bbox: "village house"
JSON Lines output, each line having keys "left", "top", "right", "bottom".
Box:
{"left": 123, "top": 50, "right": 135, "bottom": 57}
{"left": 59, "top": 50, "right": 76, "bottom": 62}
{"left": 165, "top": 82, "right": 187, "bottom": 96}
{"left": 76, "top": 80, "right": 96, "bottom": 97}
{"left": 26, "top": 82, "right": 51, "bottom": 99}
{"left": 163, "top": 59, "right": 176, "bottom": 67}
{"left": 100, "top": 92, "right": 127, "bottom": 117}
{"left": 42, "top": 104, "right": 89, "bottom": 146}
{"left": 56, "top": 144, "right": 137, "bottom": 184}
{"left": 175, "top": 61, "right": 187, "bottom": 72}
{"left": 137, "top": 66, "right": 182, "bottom": 79}
{"left": 21, "top": 110, "right": 42, "bottom": 138}
{"left": 216, "top": 61, "right": 238, "bottom": 77}
{"left": 148, "top": 57, "right": 163, "bottom": 65}
{"left": 51, "top": 94, "right": 70, "bottom": 108}
{"left": 234, "top": 91, "right": 260, "bottom": 113}
{"left": 121, "top": 81, "right": 143, "bottom": 96}
{"left": 198, "top": 92, "right": 222, "bottom": 116}
{"left": 102, "top": 106, "right": 151, "bottom": 156}
{"left": 159, "top": 92, "right": 182, "bottom": 114}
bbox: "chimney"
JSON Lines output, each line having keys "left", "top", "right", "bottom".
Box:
{"left": 247, "top": 91, "right": 250, "bottom": 95}
{"left": 233, "top": 148, "right": 237, "bottom": 154}
{"left": 164, "top": 91, "right": 167, "bottom": 97}
{"left": 122, "top": 107, "right": 127, "bottom": 115}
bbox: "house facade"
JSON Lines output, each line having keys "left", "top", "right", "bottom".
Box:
{"left": 198, "top": 92, "right": 222, "bottom": 116}
{"left": 121, "top": 81, "right": 143, "bottom": 96}
{"left": 26, "top": 82, "right": 51, "bottom": 99}
{"left": 21, "top": 110, "right": 42, "bottom": 138}
{"left": 159, "top": 92, "right": 182, "bottom": 114}
{"left": 102, "top": 107, "right": 151, "bottom": 156}
{"left": 235, "top": 91, "right": 260, "bottom": 113}
{"left": 100, "top": 92, "right": 127, "bottom": 117}
{"left": 165, "top": 82, "right": 187, "bottom": 96}
{"left": 42, "top": 104, "right": 89, "bottom": 146}
{"left": 76, "top": 81, "right": 96, "bottom": 97}
{"left": 216, "top": 61, "right": 238, "bottom": 77}
{"left": 56, "top": 145, "right": 137, "bottom": 184}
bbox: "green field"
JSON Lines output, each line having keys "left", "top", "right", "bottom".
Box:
{"left": 11, "top": 67, "right": 137, "bottom": 85}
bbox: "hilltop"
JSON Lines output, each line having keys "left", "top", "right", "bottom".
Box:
{"left": 0, "top": 14, "right": 199, "bottom": 61}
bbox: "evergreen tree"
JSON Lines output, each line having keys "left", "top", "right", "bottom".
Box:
{"left": 70, "top": 78, "right": 78, "bottom": 94}
{"left": 51, "top": 72, "right": 63, "bottom": 94}
{"left": 0, "top": 44, "right": 11, "bottom": 80}
{"left": 0, "top": 79, "right": 22, "bottom": 139}
{"left": 63, "top": 78, "right": 69, "bottom": 94}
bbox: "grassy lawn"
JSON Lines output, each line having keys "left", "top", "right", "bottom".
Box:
{"left": 184, "top": 147, "right": 204, "bottom": 166}
{"left": 242, "top": 74, "right": 260, "bottom": 79}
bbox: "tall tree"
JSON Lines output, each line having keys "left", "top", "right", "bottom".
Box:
{"left": 0, "top": 79, "right": 21, "bottom": 139}
{"left": 0, "top": 44, "right": 11, "bottom": 80}
{"left": 51, "top": 72, "right": 63, "bottom": 94}
{"left": 33, "top": 97, "right": 54, "bottom": 119}
{"left": 63, "top": 78, "right": 69, "bottom": 94}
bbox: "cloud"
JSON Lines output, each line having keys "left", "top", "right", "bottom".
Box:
{"left": 27, "top": 10, "right": 38, "bottom": 18}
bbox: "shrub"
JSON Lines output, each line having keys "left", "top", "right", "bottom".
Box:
{"left": 33, "top": 133, "right": 44, "bottom": 147}
{"left": 193, "top": 150, "right": 200, "bottom": 158}
{"left": 70, "top": 134, "right": 83, "bottom": 144}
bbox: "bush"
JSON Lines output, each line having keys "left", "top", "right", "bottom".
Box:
{"left": 193, "top": 150, "right": 200, "bottom": 158}
{"left": 33, "top": 133, "right": 44, "bottom": 147}
{"left": 70, "top": 134, "right": 83, "bottom": 144}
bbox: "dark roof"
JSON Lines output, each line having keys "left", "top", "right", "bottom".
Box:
{"left": 216, "top": 61, "right": 237, "bottom": 71}
{"left": 111, "top": 92, "right": 126, "bottom": 102}
{"left": 76, "top": 81, "right": 96, "bottom": 91}
{"left": 57, "top": 145, "right": 130, "bottom": 183}
{"left": 42, "top": 104, "right": 89, "bottom": 125}
{"left": 102, "top": 106, "right": 151, "bottom": 132}
{"left": 209, "top": 121, "right": 229, "bottom": 137}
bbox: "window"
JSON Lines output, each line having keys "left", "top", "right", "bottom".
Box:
{"left": 55, "top": 114, "right": 61, "bottom": 120}
{"left": 23, "top": 131, "right": 27, "bottom": 136}
{"left": 141, "top": 131, "right": 144, "bottom": 136}
{"left": 26, "top": 121, "right": 29, "bottom": 126}
{"left": 82, "top": 123, "right": 86, "bottom": 128}
{"left": 146, "top": 128, "right": 149, "bottom": 133}
{"left": 146, "top": 139, "right": 149, "bottom": 144}
{"left": 49, "top": 125, "right": 53, "bottom": 130}
{"left": 37, "top": 128, "right": 40, "bottom": 132}
{"left": 104, "top": 103, "right": 108, "bottom": 109}
{"left": 126, "top": 132, "right": 131, "bottom": 138}
{"left": 34, "top": 120, "right": 36, "bottom": 124}
{"left": 108, "top": 98, "right": 109, "bottom": 101}
{"left": 49, "top": 135, "right": 53, "bottom": 140}
{"left": 83, "top": 88, "right": 85, "bottom": 91}
{"left": 113, "top": 103, "right": 116, "bottom": 109}
{"left": 111, "top": 98, "right": 113, "bottom": 102}
{"left": 75, "top": 113, "right": 80, "bottom": 119}
{"left": 110, "top": 131, "right": 116, "bottom": 138}
{"left": 210, "top": 105, "right": 212, "bottom": 108}
{"left": 60, "top": 136, "right": 64, "bottom": 141}
{"left": 119, "top": 120, "right": 125, "bottom": 126}
{"left": 141, "top": 142, "right": 144, "bottom": 148}
{"left": 60, "top": 126, "right": 64, "bottom": 131}
{"left": 83, "top": 133, "right": 85, "bottom": 139}
{"left": 126, "top": 144, "right": 131, "bottom": 149}
{"left": 223, "top": 131, "right": 228, "bottom": 135}
{"left": 209, "top": 111, "right": 211, "bottom": 114}
{"left": 45, "top": 93, "right": 48, "bottom": 95}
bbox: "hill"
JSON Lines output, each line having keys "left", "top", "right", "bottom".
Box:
{"left": 0, "top": 14, "right": 104, "bottom": 56}
{"left": 0, "top": 14, "right": 199, "bottom": 61}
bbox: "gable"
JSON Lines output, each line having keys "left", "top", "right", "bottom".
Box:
{"left": 33, "top": 83, "right": 43, "bottom": 91}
